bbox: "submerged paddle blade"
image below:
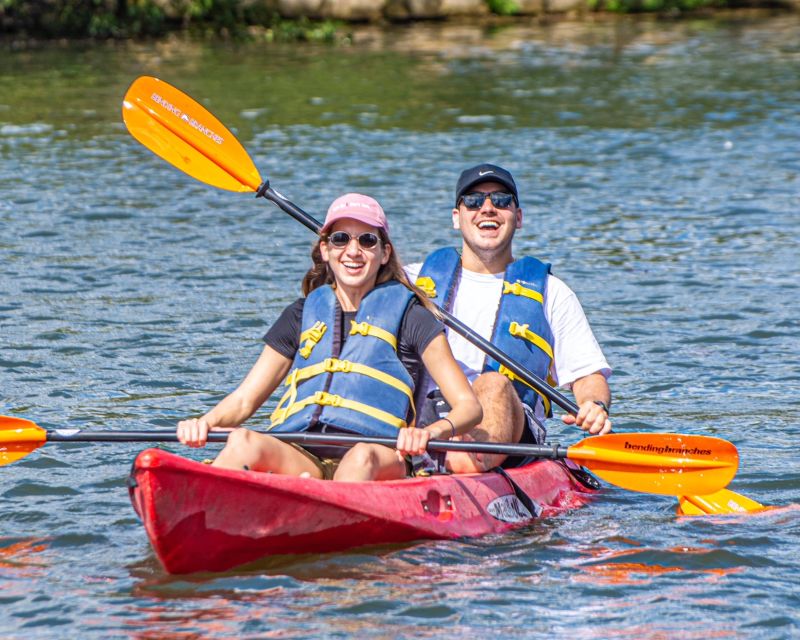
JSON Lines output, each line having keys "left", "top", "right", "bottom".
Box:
{"left": 0, "top": 416, "right": 46, "bottom": 466}
{"left": 567, "top": 433, "right": 738, "bottom": 496}
{"left": 123, "top": 76, "right": 262, "bottom": 193}
{"left": 677, "top": 490, "right": 766, "bottom": 516}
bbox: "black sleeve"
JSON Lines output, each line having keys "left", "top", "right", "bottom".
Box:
{"left": 263, "top": 298, "right": 305, "bottom": 360}
{"left": 397, "top": 298, "right": 445, "bottom": 388}
{"left": 402, "top": 300, "right": 445, "bottom": 355}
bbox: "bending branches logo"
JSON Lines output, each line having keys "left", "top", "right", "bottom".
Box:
{"left": 624, "top": 441, "right": 712, "bottom": 457}
{"left": 150, "top": 92, "right": 224, "bottom": 145}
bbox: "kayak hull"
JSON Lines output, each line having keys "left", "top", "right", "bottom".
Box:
{"left": 129, "top": 448, "right": 597, "bottom": 574}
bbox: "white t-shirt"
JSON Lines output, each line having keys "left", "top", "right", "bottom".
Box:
{"left": 405, "top": 262, "right": 611, "bottom": 395}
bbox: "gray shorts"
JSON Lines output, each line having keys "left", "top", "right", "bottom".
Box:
{"left": 521, "top": 403, "right": 547, "bottom": 446}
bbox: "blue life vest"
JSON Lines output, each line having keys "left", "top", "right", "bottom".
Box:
{"left": 269, "top": 282, "right": 416, "bottom": 437}
{"left": 416, "top": 247, "right": 555, "bottom": 417}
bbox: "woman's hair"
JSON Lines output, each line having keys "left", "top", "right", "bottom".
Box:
{"left": 301, "top": 228, "right": 439, "bottom": 315}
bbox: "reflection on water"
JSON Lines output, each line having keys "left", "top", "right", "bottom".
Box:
{"left": 571, "top": 545, "right": 745, "bottom": 586}
{"left": 2, "top": 12, "right": 800, "bottom": 639}
{"left": 0, "top": 537, "right": 49, "bottom": 576}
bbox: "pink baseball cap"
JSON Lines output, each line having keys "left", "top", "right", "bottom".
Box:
{"left": 320, "top": 193, "right": 389, "bottom": 235}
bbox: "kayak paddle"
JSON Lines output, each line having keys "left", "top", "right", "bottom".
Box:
{"left": 2, "top": 415, "right": 737, "bottom": 496}
{"left": 121, "top": 75, "right": 576, "bottom": 416}
{"left": 121, "top": 76, "right": 757, "bottom": 508}
{"left": 676, "top": 490, "right": 767, "bottom": 516}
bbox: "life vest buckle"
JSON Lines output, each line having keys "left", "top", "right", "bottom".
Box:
{"left": 312, "top": 391, "right": 343, "bottom": 407}
{"left": 498, "top": 364, "right": 517, "bottom": 382}
{"left": 504, "top": 281, "right": 520, "bottom": 296}
{"left": 323, "top": 358, "right": 352, "bottom": 373}
{"left": 415, "top": 276, "right": 437, "bottom": 298}
{"left": 299, "top": 321, "right": 327, "bottom": 359}
{"left": 508, "top": 321, "right": 530, "bottom": 337}
{"left": 503, "top": 280, "right": 543, "bottom": 303}
{"left": 350, "top": 321, "right": 370, "bottom": 337}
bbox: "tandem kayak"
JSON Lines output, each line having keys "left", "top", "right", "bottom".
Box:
{"left": 128, "top": 448, "right": 599, "bottom": 574}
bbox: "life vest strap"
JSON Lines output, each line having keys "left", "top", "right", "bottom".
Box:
{"left": 270, "top": 358, "right": 415, "bottom": 427}
{"left": 508, "top": 321, "right": 554, "bottom": 360}
{"left": 503, "top": 281, "right": 543, "bottom": 304}
{"left": 298, "top": 321, "right": 327, "bottom": 359}
{"left": 272, "top": 391, "right": 408, "bottom": 430}
{"left": 498, "top": 364, "right": 553, "bottom": 417}
{"left": 415, "top": 276, "right": 437, "bottom": 299}
{"left": 349, "top": 320, "right": 397, "bottom": 350}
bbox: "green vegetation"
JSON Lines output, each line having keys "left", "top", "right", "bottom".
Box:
{"left": 0, "top": 0, "right": 343, "bottom": 40}
{"left": 0, "top": 0, "right": 768, "bottom": 39}
{"left": 485, "top": 0, "right": 521, "bottom": 15}
{"left": 586, "top": 0, "right": 726, "bottom": 11}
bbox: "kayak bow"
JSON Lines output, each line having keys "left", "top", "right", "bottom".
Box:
{"left": 129, "top": 448, "right": 597, "bottom": 573}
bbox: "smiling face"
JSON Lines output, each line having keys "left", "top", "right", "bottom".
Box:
{"left": 452, "top": 180, "right": 522, "bottom": 273}
{"left": 319, "top": 218, "right": 391, "bottom": 310}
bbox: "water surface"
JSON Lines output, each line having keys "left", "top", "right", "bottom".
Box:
{"left": 1, "top": 15, "right": 799, "bottom": 638}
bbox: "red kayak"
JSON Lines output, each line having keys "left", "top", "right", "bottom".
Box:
{"left": 129, "top": 448, "right": 598, "bottom": 574}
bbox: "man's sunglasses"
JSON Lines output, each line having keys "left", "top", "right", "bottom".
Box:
{"left": 326, "top": 231, "right": 381, "bottom": 249}
{"left": 460, "top": 191, "right": 516, "bottom": 210}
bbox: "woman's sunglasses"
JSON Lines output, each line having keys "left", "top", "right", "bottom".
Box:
{"left": 460, "top": 191, "right": 516, "bottom": 210}
{"left": 326, "top": 231, "right": 381, "bottom": 249}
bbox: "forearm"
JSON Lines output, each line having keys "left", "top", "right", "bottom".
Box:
{"left": 419, "top": 333, "right": 482, "bottom": 440}
{"left": 572, "top": 372, "right": 611, "bottom": 409}
{"left": 201, "top": 390, "right": 260, "bottom": 430}
{"left": 203, "top": 345, "right": 291, "bottom": 429}
{"left": 424, "top": 395, "right": 482, "bottom": 440}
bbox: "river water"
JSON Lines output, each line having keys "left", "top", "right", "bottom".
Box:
{"left": 2, "top": 14, "right": 799, "bottom": 638}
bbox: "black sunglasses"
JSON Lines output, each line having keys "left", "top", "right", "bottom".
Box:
{"left": 460, "top": 191, "right": 516, "bottom": 210}
{"left": 326, "top": 231, "right": 381, "bottom": 249}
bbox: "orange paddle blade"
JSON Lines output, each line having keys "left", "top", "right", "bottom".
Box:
{"left": 567, "top": 433, "right": 738, "bottom": 496}
{"left": 677, "top": 490, "right": 766, "bottom": 516}
{"left": 0, "top": 416, "right": 46, "bottom": 466}
{"left": 122, "top": 76, "right": 262, "bottom": 193}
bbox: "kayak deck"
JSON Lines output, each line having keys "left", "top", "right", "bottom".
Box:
{"left": 129, "top": 448, "right": 598, "bottom": 574}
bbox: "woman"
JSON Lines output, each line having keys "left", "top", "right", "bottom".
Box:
{"left": 177, "top": 193, "right": 482, "bottom": 482}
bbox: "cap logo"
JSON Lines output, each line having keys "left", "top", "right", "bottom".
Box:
{"left": 331, "top": 201, "right": 374, "bottom": 212}
{"left": 478, "top": 170, "right": 494, "bottom": 176}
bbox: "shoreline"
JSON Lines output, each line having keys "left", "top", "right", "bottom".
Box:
{"left": 1, "top": 2, "right": 797, "bottom": 43}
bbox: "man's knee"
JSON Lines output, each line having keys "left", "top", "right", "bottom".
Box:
{"left": 471, "top": 372, "right": 525, "bottom": 442}
{"left": 473, "top": 371, "right": 515, "bottom": 397}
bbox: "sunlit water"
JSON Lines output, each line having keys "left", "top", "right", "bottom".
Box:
{"left": 1, "top": 15, "right": 799, "bottom": 638}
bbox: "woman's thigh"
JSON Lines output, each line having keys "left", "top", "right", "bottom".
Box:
{"left": 334, "top": 443, "right": 407, "bottom": 481}
{"left": 223, "top": 430, "right": 325, "bottom": 478}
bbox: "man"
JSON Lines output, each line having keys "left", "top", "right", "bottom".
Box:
{"left": 406, "top": 163, "right": 611, "bottom": 473}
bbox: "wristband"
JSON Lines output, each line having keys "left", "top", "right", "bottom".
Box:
{"left": 442, "top": 417, "right": 456, "bottom": 439}
{"left": 593, "top": 400, "right": 610, "bottom": 415}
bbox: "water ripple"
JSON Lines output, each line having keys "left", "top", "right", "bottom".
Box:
{"left": 2, "top": 16, "right": 799, "bottom": 638}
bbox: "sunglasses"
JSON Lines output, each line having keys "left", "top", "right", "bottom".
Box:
{"left": 460, "top": 191, "right": 516, "bottom": 210}
{"left": 326, "top": 231, "right": 381, "bottom": 249}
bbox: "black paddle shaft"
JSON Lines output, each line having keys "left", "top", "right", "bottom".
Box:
{"left": 45, "top": 429, "right": 566, "bottom": 458}
{"left": 256, "top": 182, "right": 579, "bottom": 416}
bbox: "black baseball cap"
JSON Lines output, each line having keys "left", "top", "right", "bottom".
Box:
{"left": 455, "top": 163, "right": 519, "bottom": 207}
